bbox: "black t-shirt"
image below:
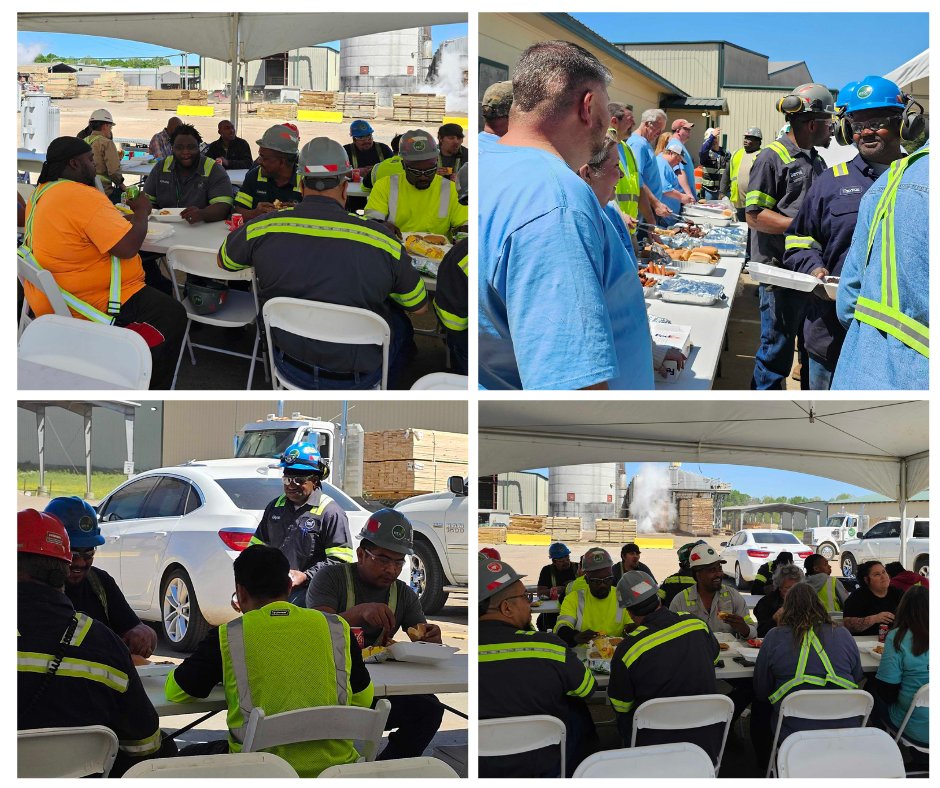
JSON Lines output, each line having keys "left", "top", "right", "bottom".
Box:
{"left": 344, "top": 142, "right": 394, "bottom": 170}
{"left": 64, "top": 566, "right": 141, "bottom": 637}
{"left": 612, "top": 561, "right": 657, "bottom": 585}
{"left": 754, "top": 589, "right": 784, "bottom": 637}
{"left": 204, "top": 136, "right": 254, "bottom": 170}
{"left": 843, "top": 585, "right": 905, "bottom": 635}
{"left": 536, "top": 562, "right": 578, "bottom": 591}
{"left": 438, "top": 146, "right": 468, "bottom": 174}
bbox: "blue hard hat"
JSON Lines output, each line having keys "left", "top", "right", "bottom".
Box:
{"left": 350, "top": 120, "right": 374, "bottom": 138}
{"left": 549, "top": 542, "right": 571, "bottom": 559}
{"left": 278, "top": 441, "right": 327, "bottom": 476}
{"left": 44, "top": 496, "right": 103, "bottom": 550}
{"left": 837, "top": 76, "right": 905, "bottom": 116}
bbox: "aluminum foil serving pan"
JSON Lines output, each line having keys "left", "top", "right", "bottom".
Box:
{"left": 656, "top": 277, "right": 726, "bottom": 306}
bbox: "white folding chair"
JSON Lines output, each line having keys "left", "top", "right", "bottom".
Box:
{"left": 573, "top": 742, "right": 716, "bottom": 778}
{"left": 18, "top": 314, "right": 152, "bottom": 389}
{"left": 17, "top": 251, "right": 72, "bottom": 338}
{"left": 242, "top": 698, "right": 391, "bottom": 763}
{"left": 18, "top": 725, "right": 119, "bottom": 778}
{"left": 318, "top": 756, "right": 459, "bottom": 778}
{"left": 776, "top": 727, "right": 905, "bottom": 778}
{"left": 121, "top": 751, "right": 299, "bottom": 778}
{"left": 165, "top": 245, "right": 262, "bottom": 390}
{"left": 261, "top": 297, "right": 390, "bottom": 390}
{"left": 893, "top": 682, "right": 929, "bottom": 773}
{"left": 410, "top": 372, "right": 468, "bottom": 390}
{"left": 767, "top": 688, "right": 873, "bottom": 777}
{"left": 17, "top": 181, "right": 36, "bottom": 203}
{"left": 630, "top": 694, "right": 734, "bottom": 774}
{"left": 478, "top": 715, "right": 566, "bottom": 778}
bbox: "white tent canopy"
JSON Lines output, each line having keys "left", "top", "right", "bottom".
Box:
{"left": 481, "top": 401, "right": 928, "bottom": 565}
{"left": 18, "top": 12, "right": 467, "bottom": 121}
{"left": 885, "top": 49, "right": 928, "bottom": 93}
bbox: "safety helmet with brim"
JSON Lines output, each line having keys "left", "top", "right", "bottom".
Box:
{"left": 256, "top": 124, "right": 300, "bottom": 156}
{"left": 479, "top": 559, "right": 526, "bottom": 603}
{"left": 616, "top": 570, "right": 660, "bottom": 609}
{"left": 299, "top": 137, "right": 353, "bottom": 185}
{"left": 89, "top": 108, "right": 115, "bottom": 125}
{"left": 44, "top": 496, "right": 103, "bottom": 550}
{"left": 274, "top": 441, "right": 328, "bottom": 479}
{"left": 688, "top": 544, "right": 726, "bottom": 570}
{"left": 582, "top": 547, "right": 614, "bottom": 571}
{"left": 357, "top": 508, "right": 414, "bottom": 556}
{"left": 18, "top": 509, "right": 72, "bottom": 564}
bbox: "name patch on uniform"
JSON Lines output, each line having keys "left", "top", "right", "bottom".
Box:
{"left": 788, "top": 169, "right": 805, "bottom": 184}
{"left": 840, "top": 186, "right": 862, "bottom": 196}
{"left": 270, "top": 609, "right": 290, "bottom": 616}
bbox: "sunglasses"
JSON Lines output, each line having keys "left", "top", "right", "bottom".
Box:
{"left": 363, "top": 548, "right": 406, "bottom": 570}
{"left": 586, "top": 575, "right": 614, "bottom": 586}
{"left": 283, "top": 474, "right": 316, "bottom": 488}
{"left": 849, "top": 115, "right": 901, "bottom": 135}
{"left": 71, "top": 548, "right": 96, "bottom": 560}
{"left": 404, "top": 165, "right": 438, "bottom": 177}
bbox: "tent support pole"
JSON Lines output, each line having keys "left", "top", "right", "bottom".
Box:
{"left": 229, "top": 13, "right": 240, "bottom": 126}
{"left": 899, "top": 461, "right": 908, "bottom": 569}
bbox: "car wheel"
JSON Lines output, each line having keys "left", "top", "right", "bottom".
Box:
{"left": 734, "top": 563, "right": 747, "bottom": 590}
{"left": 410, "top": 538, "right": 448, "bottom": 615}
{"left": 841, "top": 553, "right": 858, "bottom": 580}
{"left": 817, "top": 543, "right": 836, "bottom": 561}
{"left": 914, "top": 557, "right": 929, "bottom": 578}
{"left": 161, "top": 567, "right": 209, "bottom": 652}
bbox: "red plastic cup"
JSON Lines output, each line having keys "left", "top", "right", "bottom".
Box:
{"left": 350, "top": 627, "right": 365, "bottom": 649}
{"left": 351, "top": 169, "right": 361, "bottom": 183}
{"left": 878, "top": 623, "right": 888, "bottom": 643}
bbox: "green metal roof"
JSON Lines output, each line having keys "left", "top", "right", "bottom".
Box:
{"left": 830, "top": 490, "right": 930, "bottom": 504}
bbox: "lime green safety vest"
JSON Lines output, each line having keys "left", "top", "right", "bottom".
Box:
{"left": 362, "top": 155, "right": 403, "bottom": 194}
{"left": 554, "top": 586, "right": 631, "bottom": 637}
{"left": 19, "top": 180, "right": 122, "bottom": 323}
{"left": 728, "top": 146, "right": 760, "bottom": 206}
{"left": 768, "top": 628, "right": 857, "bottom": 704}
{"left": 614, "top": 140, "right": 641, "bottom": 232}
{"left": 220, "top": 602, "right": 361, "bottom": 776}
{"left": 816, "top": 576, "right": 843, "bottom": 613}
{"left": 351, "top": 145, "right": 386, "bottom": 169}
{"left": 851, "top": 146, "right": 929, "bottom": 358}
{"left": 341, "top": 563, "right": 398, "bottom": 631}
{"left": 745, "top": 141, "right": 794, "bottom": 210}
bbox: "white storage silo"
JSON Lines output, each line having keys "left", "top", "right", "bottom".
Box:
{"left": 340, "top": 28, "right": 426, "bottom": 107}
{"left": 549, "top": 464, "right": 619, "bottom": 526}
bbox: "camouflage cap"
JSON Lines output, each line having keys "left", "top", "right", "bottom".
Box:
{"left": 581, "top": 547, "right": 614, "bottom": 572}
{"left": 482, "top": 80, "right": 513, "bottom": 116}
{"left": 399, "top": 129, "right": 439, "bottom": 162}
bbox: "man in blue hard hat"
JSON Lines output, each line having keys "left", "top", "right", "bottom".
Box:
{"left": 783, "top": 76, "right": 912, "bottom": 389}
{"left": 535, "top": 541, "right": 579, "bottom": 631}
{"left": 344, "top": 120, "right": 393, "bottom": 213}
{"left": 45, "top": 496, "right": 158, "bottom": 658}
{"left": 250, "top": 442, "right": 353, "bottom": 606}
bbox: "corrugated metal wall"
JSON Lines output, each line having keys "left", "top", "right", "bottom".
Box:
{"left": 496, "top": 471, "right": 549, "bottom": 515}
{"left": 767, "top": 63, "right": 813, "bottom": 87}
{"left": 825, "top": 501, "right": 929, "bottom": 523}
{"left": 201, "top": 48, "right": 339, "bottom": 92}
{"left": 480, "top": 14, "right": 667, "bottom": 120}
{"left": 161, "top": 401, "right": 467, "bottom": 466}
{"left": 619, "top": 43, "right": 719, "bottom": 98}
{"left": 719, "top": 87, "right": 792, "bottom": 154}
{"left": 722, "top": 45, "right": 773, "bottom": 87}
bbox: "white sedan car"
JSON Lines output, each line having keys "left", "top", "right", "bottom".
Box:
{"left": 718, "top": 529, "right": 814, "bottom": 589}
{"left": 94, "top": 459, "right": 371, "bottom": 651}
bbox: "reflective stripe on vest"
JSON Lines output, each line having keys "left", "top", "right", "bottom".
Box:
{"left": 353, "top": 146, "right": 387, "bottom": 169}
{"left": 768, "top": 629, "right": 858, "bottom": 704}
{"left": 852, "top": 146, "right": 929, "bottom": 357}
{"left": 614, "top": 141, "right": 640, "bottom": 229}
{"left": 433, "top": 253, "right": 469, "bottom": 331}
{"left": 573, "top": 588, "right": 624, "bottom": 630}
{"left": 818, "top": 577, "right": 842, "bottom": 613}
{"left": 20, "top": 180, "right": 122, "bottom": 321}
{"left": 620, "top": 615, "right": 710, "bottom": 669}
{"left": 729, "top": 148, "right": 745, "bottom": 204}
{"left": 745, "top": 142, "right": 794, "bottom": 209}
{"left": 342, "top": 562, "right": 398, "bottom": 621}
{"left": 17, "top": 651, "right": 131, "bottom": 692}
{"left": 386, "top": 175, "right": 451, "bottom": 226}
{"left": 832, "top": 162, "right": 850, "bottom": 177}
{"left": 478, "top": 639, "right": 568, "bottom": 663}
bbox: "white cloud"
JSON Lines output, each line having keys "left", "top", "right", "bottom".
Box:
{"left": 18, "top": 42, "right": 46, "bottom": 64}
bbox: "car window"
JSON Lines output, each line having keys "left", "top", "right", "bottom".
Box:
{"left": 99, "top": 477, "right": 160, "bottom": 521}
{"left": 183, "top": 486, "right": 203, "bottom": 515}
{"left": 215, "top": 477, "right": 285, "bottom": 510}
{"left": 751, "top": 532, "right": 801, "bottom": 544}
{"left": 321, "top": 482, "right": 360, "bottom": 513}
{"left": 881, "top": 521, "right": 901, "bottom": 538}
{"left": 730, "top": 533, "right": 744, "bottom": 547}
{"left": 913, "top": 522, "right": 929, "bottom": 538}
{"left": 864, "top": 522, "right": 890, "bottom": 539}
{"left": 142, "top": 477, "right": 196, "bottom": 518}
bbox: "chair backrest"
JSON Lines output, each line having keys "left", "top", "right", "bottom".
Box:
{"left": 779, "top": 688, "right": 874, "bottom": 725}
{"left": 17, "top": 181, "right": 36, "bottom": 203}
{"left": 631, "top": 694, "right": 734, "bottom": 771}
{"left": 776, "top": 727, "right": 906, "bottom": 778}
{"left": 18, "top": 314, "right": 152, "bottom": 389}
{"left": 121, "top": 751, "right": 299, "bottom": 778}
{"left": 318, "top": 756, "right": 459, "bottom": 778}
{"left": 242, "top": 698, "right": 391, "bottom": 763}
{"left": 894, "top": 682, "right": 929, "bottom": 742}
{"left": 478, "top": 715, "right": 566, "bottom": 778}
{"left": 18, "top": 725, "right": 119, "bottom": 778}
{"left": 17, "top": 252, "right": 72, "bottom": 337}
{"left": 165, "top": 245, "right": 256, "bottom": 282}
{"left": 410, "top": 372, "right": 469, "bottom": 390}
{"left": 261, "top": 297, "right": 390, "bottom": 390}
{"left": 572, "top": 742, "right": 716, "bottom": 778}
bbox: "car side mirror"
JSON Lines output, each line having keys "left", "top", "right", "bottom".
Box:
{"left": 448, "top": 475, "right": 466, "bottom": 496}
{"left": 719, "top": 541, "right": 727, "bottom": 547}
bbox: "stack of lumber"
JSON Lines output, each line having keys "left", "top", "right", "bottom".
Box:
{"left": 126, "top": 86, "right": 151, "bottom": 101}
{"left": 42, "top": 73, "right": 78, "bottom": 98}
{"left": 544, "top": 517, "right": 581, "bottom": 542}
{"left": 257, "top": 102, "right": 298, "bottom": 119}
{"left": 392, "top": 93, "right": 446, "bottom": 123}
{"left": 299, "top": 91, "right": 337, "bottom": 110}
{"left": 180, "top": 89, "right": 208, "bottom": 105}
{"left": 677, "top": 496, "right": 715, "bottom": 536}
{"left": 479, "top": 527, "right": 507, "bottom": 545}
{"left": 338, "top": 92, "right": 377, "bottom": 119}
{"left": 508, "top": 515, "right": 545, "bottom": 534}
{"left": 94, "top": 73, "right": 126, "bottom": 102}
{"left": 363, "top": 428, "right": 467, "bottom": 498}
{"left": 595, "top": 518, "right": 638, "bottom": 544}
{"left": 148, "top": 89, "right": 182, "bottom": 110}
{"left": 76, "top": 86, "right": 98, "bottom": 98}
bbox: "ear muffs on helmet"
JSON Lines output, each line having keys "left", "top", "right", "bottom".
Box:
{"left": 777, "top": 94, "right": 806, "bottom": 114}
{"left": 836, "top": 113, "right": 854, "bottom": 147}
{"left": 900, "top": 94, "right": 927, "bottom": 141}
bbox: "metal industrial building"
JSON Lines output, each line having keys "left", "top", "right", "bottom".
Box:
{"left": 826, "top": 491, "right": 930, "bottom": 523}
{"left": 18, "top": 400, "right": 467, "bottom": 473}
{"left": 201, "top": 46, "right": 340, "bottom": 93}
{"left": 478, "top": 471, "right": 550, "bottom": 516}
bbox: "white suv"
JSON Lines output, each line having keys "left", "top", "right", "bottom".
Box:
{"left": 838, "top": 519, "right": 929, "bottom": 579}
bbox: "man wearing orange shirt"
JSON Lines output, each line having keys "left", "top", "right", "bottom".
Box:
{"left": 20, "top": 136, "right": 186, "bottom": 389}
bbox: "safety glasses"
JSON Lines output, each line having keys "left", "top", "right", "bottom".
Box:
{"left": 849, "top": 115, "right": 901, "bottom": 134}
{"left": 586, "top": 575, "right": 614, "bottom": 586}
{"left": 71, "top": 548, "right": 96, "bottom": 560}
{"left": 283, "top": 474, "right": 316, "bottom": 488}
{"left": 363, "top": 548, "right": 406, "bottom": 569}
{"left": 404, "top": 165, "right": 438, "bottom": 177}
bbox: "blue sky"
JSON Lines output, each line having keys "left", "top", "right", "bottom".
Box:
{"left": 572, "top": 13, "right": 927, "bottom": 89}
{"left": 527, "top": 464, "right": 874, "bottom": 499}
{"left": 17, "top": 23, "right": 467, "bottom": 63}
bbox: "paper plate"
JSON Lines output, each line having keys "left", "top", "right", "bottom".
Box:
{"left": 387, "top": 642, "right": 458, "bottom": 664}
{"left": 135, "top": 662, "right": 175, "bottom": 678}
{"left": 736, "top": 646, "right": 761, "bottom": 661}
{"left": 152, "top": 207, "right": 187, "bottom": 223}
{"left": 145, "top": 223, "right": 175, "bottom": 241}
{"left": 868, "top": 646, "right": 884, "bottom": 661}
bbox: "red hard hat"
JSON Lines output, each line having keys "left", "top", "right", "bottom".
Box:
{"left": 479, "top": 547, "right": 501, "bottom": 560}
{"left": 18, "top": 509, "right": 72, "bottom": 564}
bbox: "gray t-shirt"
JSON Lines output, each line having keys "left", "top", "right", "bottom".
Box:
{"left": 305, "top": 562, "right": 425, "bottom": 646}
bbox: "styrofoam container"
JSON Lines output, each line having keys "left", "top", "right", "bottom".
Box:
{"left": 747, "top": 262, "right": 820, "bottom": 292}
{"left": 823, "top": 276, "right": 840, "bottom": 299}
{"left": 387, "top": 642, "right": 458, "bottom": 664}
{"left": 152, "top": 207, "right": 187, "bottom": 223}
{"left": 667, "top": 258, "right": 718, "bottom": 276}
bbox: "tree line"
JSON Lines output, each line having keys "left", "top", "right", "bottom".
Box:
{"left": 33, "top": 53, "right": 172, "bottom": 69}
{"left": 725, "top": 490, "right": 854, "bottom": 507}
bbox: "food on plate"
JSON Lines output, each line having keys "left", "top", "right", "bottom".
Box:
{"left": 873, "top": 644, "right": 884, "bottom": 655}
{"left": 419, "top": 233, "right": 449, "bottom": 245}
{"left": 747, "top": 638, "right": 764, "bottom": 648}
{"left": 691, "top": 246, "right": 720, "bottom": 258}
{"left": 361, "top": 646, "right": 388, "bottom": 659}
{"left": 405, "top": 235, "right": 446, "bottom": 261}
{"left": 592, "top": 635, "right": 622, "bottom": 660}
{"left": 159, "top": 209, "right": 171, "bottom": 215}
{"left": 640, "top": 263, "right": 677, "bottom": 277}
{"left": 530, "top": 599, "right": 542, "bottom": 607}
{"left": 688, "top": 252, "right": 716, "bottom": 264}
{"left": 719, "top": 642, "right": 730, "bottom": 651}
{"left": 722, "top": 209, "right": 733, "bottom": 217}
{"left": 272, "top": 199, "right": 295, "bottom": 210}
{"left": 407, "top": 623, "right": 429, "bottom": 642}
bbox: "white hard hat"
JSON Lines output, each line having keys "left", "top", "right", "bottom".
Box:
{"left": 88, "top": 108, "right": 115, "bottom": 125}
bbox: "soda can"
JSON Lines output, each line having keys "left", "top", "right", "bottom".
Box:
{"left": 350, "top": 627, "right": 365, "bottom": 649}
{"left": 216, "top": 157, "right": 225, "bottom": 166}
{"left": 123, "top": 184, "right": 140, "bottom": 203}
{"left": 878, "top": 623, "right": 888, "bottom": 643}
{"left": 351, "top": 169, "right": 362, "bottom": 183}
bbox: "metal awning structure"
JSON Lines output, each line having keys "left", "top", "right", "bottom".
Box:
{"left": 18, "top": 12, "right": 467, "bottom": 122}
{"left": 480, "top": 401, "right": 928, "bottom": 566}
{"left": 721, "top": 502, "right": 823, "bottom": 532}
{"left": 18, "top": 401, "right": 140, "bottom": 499}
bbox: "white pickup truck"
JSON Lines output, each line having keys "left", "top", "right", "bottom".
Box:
{"left": 395, "top": 476, "right": 469, "bottom": 614}
{"left": 837, "top": 518, "right": 929, "bottom": 579}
